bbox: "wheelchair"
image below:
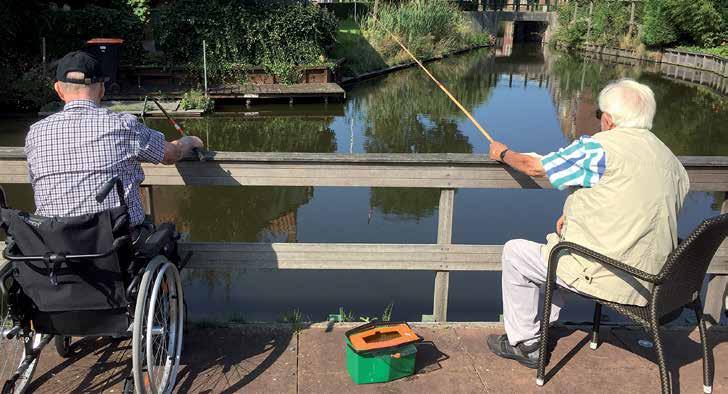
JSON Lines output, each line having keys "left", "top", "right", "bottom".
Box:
{"left": 0, "top": 177, "right": 186, "bottom": 393}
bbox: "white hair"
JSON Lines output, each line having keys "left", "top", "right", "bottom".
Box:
{"left": 597, "top": 78, "right": 656, "bottom": 130}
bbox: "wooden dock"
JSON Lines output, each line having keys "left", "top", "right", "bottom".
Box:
{"left": 207, "top": 83, "right": 346, "bottom": 103}
{"left": 38, "top": 100, "right": 205, "bottom": 118}
{"left": 105, "top": 83, "right": 346, "bottom": 104}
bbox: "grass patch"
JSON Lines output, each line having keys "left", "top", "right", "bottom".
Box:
{"left": 331, "top": 0, "right": 491, "bottom": 77}
{"left": 331, "top": 19, "right": 389, "bottom": 76}
{"left": 676, "top": 45, "right": 728, "bottom": 58}
{"left": 179, "top": 89, "right": 215, "bottom": 112}
{"left": 278, "top": 308, "right": 309, "bottom": 332}
{"left": 327, "top": 302, "right": 395, "bottom": 324}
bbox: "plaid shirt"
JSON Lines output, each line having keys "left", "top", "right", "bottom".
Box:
{"left": 25, "top": 100, "right": 166, "bottom": 226}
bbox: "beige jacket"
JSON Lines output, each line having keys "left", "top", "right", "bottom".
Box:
{"left": 541, "top": 127, "right": 690, "bottom": 306}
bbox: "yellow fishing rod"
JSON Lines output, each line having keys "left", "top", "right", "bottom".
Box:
{"left": 369, "top": 14, "right": 495, "bottom": 143}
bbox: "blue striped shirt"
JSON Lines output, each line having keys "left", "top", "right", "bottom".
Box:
{"left": 540, "top": 136, "right": 607, "bottom": 190}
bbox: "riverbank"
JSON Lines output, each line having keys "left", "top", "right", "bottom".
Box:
{"left": 340, "top": 44, "right": 490, "bottom": 86}
{"left": 25, "top": 324, "right": 728, "bottom": 392}
{"left": 331, "top": 0, "right": 491, "bottom": 79}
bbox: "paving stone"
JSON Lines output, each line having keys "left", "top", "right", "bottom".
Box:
{"left": 12, "top": 324, "right": 728, "bottom": 393}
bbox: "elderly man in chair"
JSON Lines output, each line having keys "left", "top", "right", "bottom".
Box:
{"left": 25, "top": 51, "right": 203, "bottom": 238}
{"left": 485, "top": 79, "right": 690, "bottom": 368}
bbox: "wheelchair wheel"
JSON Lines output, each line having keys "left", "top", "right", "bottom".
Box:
{"left": 54, "top": 336, "right": 72, "bottom": 358}
{"left": 2, "top": 283, "right": 37, "bottom": 394}
{"left": 0, "top": 326, "right": 42, "bottom": 394}
{"left": 132, "top": 257, "right": 184, "bottom": 394}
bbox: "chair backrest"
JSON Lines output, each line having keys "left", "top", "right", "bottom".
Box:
{"left": 654, "top": 213, "right": 728, "bottom": 315}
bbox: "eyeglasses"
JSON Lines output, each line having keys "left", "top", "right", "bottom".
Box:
{"left": 595, "top": 109, "right": 603, "bottom": 120}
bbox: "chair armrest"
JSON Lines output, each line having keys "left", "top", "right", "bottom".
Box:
{"left": 549, "top": 241, "right": 661, "bottom": 284}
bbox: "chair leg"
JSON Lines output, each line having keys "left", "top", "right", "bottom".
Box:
{"left": 536, "top": 277, "right": 556, "bottom": 386}
{"left": 694, "top": 302, "right": 714, "bottom": 394}
{"left": 650, "top": 325, "right": 671, "bottom": 394}
{"left": 590, "top": 303, "right": 602, "bottom": 350}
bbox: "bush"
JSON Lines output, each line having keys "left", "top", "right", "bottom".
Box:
{"left": 154, "top": 0, "right": 338, "bottom": 84}
{"left": 360, "top": 0, "right": 490, "bottom": 64}
{"left": 8, "top": 66, "right": 57, "bottom": 112}
{"left": 589, "top": 1, "right": 633, "bottom": 46}
{"left": 642, "top": 0, "right": 727, "bottom": 48}
{"left": 43, "top": 5, "right": 145, "bottom": 64}
{"left": 552, "top": 1, "right": 589, "bottom": 48}
{"left": 663, "top": 0, "right": 727, "bottom": 47}
{"left": 179, "top": 90, "right": 214, "bottom": 112}
{"left": 642, "top": 0, "right": 679, "bottom": 47}
{"left": 318, "top": 2, "right": 369, "bottom": 20}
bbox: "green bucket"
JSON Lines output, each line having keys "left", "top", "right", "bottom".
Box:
{"left": 345, "top": 338, "right": 418, "bottom": 384}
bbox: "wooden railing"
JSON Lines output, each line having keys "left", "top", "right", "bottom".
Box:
{"left": 1, "top": 147, "right": 727, "bottom": 323}
{"left": 663, "top": 49, "right": 728, "bottom": 78}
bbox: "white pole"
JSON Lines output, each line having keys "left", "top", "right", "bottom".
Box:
{"left": 42, "top": 37, "right": 46, "bottom": 74}
{"left": 203, "top": 40, "right": 208, "bottom": 96}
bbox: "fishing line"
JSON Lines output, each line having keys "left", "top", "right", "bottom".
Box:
{"left": 369, "top": 14, "right": 495, "bottom": 143}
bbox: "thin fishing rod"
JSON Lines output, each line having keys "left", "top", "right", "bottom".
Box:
{"left": 369, "top": 14, "right": 495, "bottom": 143}
{"left": 150, "top": 97, "right": 206, "bottom": 161}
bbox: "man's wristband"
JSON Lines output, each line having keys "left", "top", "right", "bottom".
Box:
{"left": 499, "top": 149, "right": 510, "bottom": 163}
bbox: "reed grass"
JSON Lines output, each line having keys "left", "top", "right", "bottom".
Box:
{"left": 332, "top": 0, "right": 491, "bottom": 76}
{"left": 361, "top": 0, "right": 491, "bottom": 66}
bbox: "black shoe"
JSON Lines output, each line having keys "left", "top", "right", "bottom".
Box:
{"left": 486, "top": 334, "right": 539, "bottom": 369}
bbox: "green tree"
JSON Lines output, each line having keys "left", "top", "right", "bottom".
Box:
{"left": 642, "top": 0, "right": 727, "bottom": 48}
{"left": 641, "top": 0, "right": 679, "bottom": 47}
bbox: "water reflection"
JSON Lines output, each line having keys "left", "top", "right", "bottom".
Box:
{"left": 1, "top": 44, "right": 727, "bottom": 322}
{"left": 146, "top": 115, "right": 337, "bottom": 153}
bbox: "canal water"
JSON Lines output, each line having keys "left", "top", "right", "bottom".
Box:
{"left": 1, "top": 44, "right": 727, "bottom": 323}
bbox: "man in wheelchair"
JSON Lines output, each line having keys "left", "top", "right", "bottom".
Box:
{"left": 0, "top": 50, "right": 202, "bottom": 394}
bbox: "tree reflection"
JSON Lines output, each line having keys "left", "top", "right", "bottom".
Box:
{"left": 143, "top": 115, "right": 337, "bottom": 243}
{"left": 545, "top": 49, "right": 728, "bottom": 156}
{"left": 354, "top": 50, "right": 494, "bottom": 219}
{"left": 146, "top": 116, "right": 338, "bottom": 153}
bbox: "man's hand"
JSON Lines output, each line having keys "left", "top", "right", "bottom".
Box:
{"left": 489, "top": 141, "right": 509, "bottom": 161}
{"left": 556, "top": 215, "right": 564, "bottom": 235}
{"left": 180, "top": 136, "right": 204, "bottom": 152}
{"left": 162, "top": 136, "right": 205, "bottom": 164}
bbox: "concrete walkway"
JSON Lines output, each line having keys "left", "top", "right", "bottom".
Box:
{"left": 26, "top": 324, "right": 728, "bottom": 393}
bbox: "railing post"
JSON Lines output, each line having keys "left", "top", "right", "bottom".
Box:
{"left": 704, "top": 192, "right": 728, "bottom": 326}
{"left": 140, "top": 185, "right": 155, "bottom": 219}
{"left": 432, "top": 188, "right": 455, "bottom": 322}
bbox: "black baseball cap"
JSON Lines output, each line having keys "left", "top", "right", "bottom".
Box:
{"left": 55, "top": 51, "right": 109, "bottom": 85}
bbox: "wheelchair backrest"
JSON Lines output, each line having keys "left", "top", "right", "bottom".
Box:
{"left": 0, "top": 204, "right": 133, "bottom": 313}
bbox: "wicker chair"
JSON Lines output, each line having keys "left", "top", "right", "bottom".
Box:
{"left": 535, "top": 213, "right": 728, "bottom": 394}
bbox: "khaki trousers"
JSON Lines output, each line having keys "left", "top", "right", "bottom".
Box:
{"left": 501, "top": 239, "right": 579, "bottom": 346}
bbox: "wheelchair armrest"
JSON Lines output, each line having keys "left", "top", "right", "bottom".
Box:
{"left": 140, "top": 227, "right": 173, "bottom": 257}
{"left": 549, "top": 241, "right": 661, "bottom": 284}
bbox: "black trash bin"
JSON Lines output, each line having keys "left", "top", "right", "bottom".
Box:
{"left": 85, "top": 38, "right": 124, "bottom": 93}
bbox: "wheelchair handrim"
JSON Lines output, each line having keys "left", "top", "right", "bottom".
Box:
{"left": 145, "top": 262, "right": 183, "bottom": 394}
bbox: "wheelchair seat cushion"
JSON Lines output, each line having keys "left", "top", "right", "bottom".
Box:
{"left": 1, "top": 206, "right": 130, "bottom": 312}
